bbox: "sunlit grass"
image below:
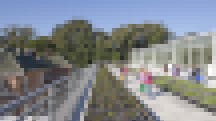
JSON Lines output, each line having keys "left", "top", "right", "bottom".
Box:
{"left": 154, "top": 76, "right": 216, "bottom": 105}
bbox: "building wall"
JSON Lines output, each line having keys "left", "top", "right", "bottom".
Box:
{"left": 130, "top": 33, "right": 214, "bottom": 84}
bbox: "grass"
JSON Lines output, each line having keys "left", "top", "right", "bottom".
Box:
{"left": 85, "top": 66, "right": 156, "bottom": 121}
{"left": 153, "top": 76, "right": 216, "bottom": 106}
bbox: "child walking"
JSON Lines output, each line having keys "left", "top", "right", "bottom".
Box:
{"left": 139, "top": 68, "right": 159, "bottom": 100}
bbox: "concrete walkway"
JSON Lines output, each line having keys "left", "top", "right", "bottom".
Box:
{"left": 106, "top": 64, "right": 216, "bottom": 121}
{"left": 52, "top": 64, "right": 98, "bottom": 121}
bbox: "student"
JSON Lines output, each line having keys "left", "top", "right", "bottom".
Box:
{"left": 172, "top": 64, "right": 176, "bottom": 76}
{"left": 164, "top": 64, "right": 168, "bottom": 76}
{"left": 195, "top": 68, "right": 204, "bottom": 84}
{"left": 139, "top": 69, "right": 156, "bottom": 99}
{"left": 172, "top": 64, "right": 180, "bottom": 77}
{"left": 120, "top": 66, "right": 128, "bottom": 81}
{"left": 188, "top": 65, "right": 193, "bottom": 81}
{"left": 176, "top": 64, "right": 180, "bottom": 76}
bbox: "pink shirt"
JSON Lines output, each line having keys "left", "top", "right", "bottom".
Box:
{"left": 120, "top": 67, "right": 128, "bottom": 75}
{"left": 140, "top": 71, "right": 152, "bottom": 84}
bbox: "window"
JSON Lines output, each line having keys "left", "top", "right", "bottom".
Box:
{"left": 168, "top": 52, "right": 172, "bottom": 60}
{"left": 192, "top": 48, "right": 200, "bottom": 64}
{"left": 204, "top": 48, "right": 212, "bottom": 64}
{"left": 184, "top": 48, "right": 188, "bottom": 64}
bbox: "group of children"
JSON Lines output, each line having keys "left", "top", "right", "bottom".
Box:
{"left": 119, "top": 63, "right": 206, "bottom": 100}
{"left": 120, "top": 65, "right": 159, "bottom": 100}
{"left": 165, "top": 64, "right": 204, "bottom": 84}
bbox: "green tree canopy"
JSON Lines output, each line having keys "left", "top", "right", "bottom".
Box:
{"left": 4, "top": 26, "right": 36, "bottom": 49}
{"left": 51, "top": 20, "right": 96, "bottom": 68}
{"left": 0, "top": 20, "right": 172, "bottom": 68}
{"left": 111, "top": 23, "right": 171, "bottom": 61}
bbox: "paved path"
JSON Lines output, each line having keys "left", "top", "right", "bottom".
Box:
{"left": 52, "top": 64, "right": 98, "bottom": 121}
{"left": 106, "top": 64, "right": 216, "bottom": 121}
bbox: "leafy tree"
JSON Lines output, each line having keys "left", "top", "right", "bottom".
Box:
{"left": 111, "top": 23, "right": 170, "bottom": 61}
{"left": 52, "top": 20, "right": 96, "bottom": 68}
{"left": 0, "top": 20, "right": 171, "bottom": 68}
{"left": 0, "top": 35, "right": 8, "bottom": 48}
{"left": 5, "top": 26, "right": 35, "bottom": 49}
{"left": 128, "top": 23, "right": 169, "bottom": 46}
{"left": 93, "top": 31, "right": 115, "bottom": 62}
{"left": 111, "top": 27, "right": 133, "bottom": 61}
{"left": 33, "top": 36, "right": 57, "bottom": 57}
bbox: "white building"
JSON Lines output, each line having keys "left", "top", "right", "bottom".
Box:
{"left": 130, "top": 32, "right": 216, "bottom": 88}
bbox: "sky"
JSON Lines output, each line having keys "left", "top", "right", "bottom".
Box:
{"left": 0, "top": 0, "right": 216, "bottom": 36}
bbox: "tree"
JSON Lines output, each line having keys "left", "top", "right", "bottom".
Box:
{"left": 5, "top": 26, "right": 36, "bottom": 49}
{"left": 93, "top": 31, "right": 115, "bottom": 62}
{"left": 111, "top": 22, "right": 170, "bottom": 61}
{"left": 0, "top": 21, "right": 171, "bottom": 68}
{"left": 33, "top": 36, "right": 57, "bottom": 57}
{"left": 52, "top": 20, "right": 96, "bottom": 68}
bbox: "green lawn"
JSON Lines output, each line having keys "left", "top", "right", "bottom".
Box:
{"left": 153, "top": 76, "right": 216, "bottom": 106}
{"left": 85, "top": 66, "right": 156, "bottom": 121}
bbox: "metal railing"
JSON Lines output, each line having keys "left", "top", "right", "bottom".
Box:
{"left": 0, "top": 79, "right": 60, "bottom": 117}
